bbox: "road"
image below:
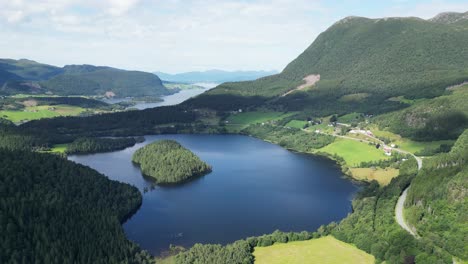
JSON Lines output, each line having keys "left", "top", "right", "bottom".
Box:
{"left": 307, "top": 128, "right": 423, "bottom": 237}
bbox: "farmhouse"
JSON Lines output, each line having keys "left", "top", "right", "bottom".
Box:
{"left": 383, "top": 146, "right": 392, "bottom": 156}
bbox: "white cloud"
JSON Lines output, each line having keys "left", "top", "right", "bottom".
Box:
{"left": 0, "top": 0, "right": 466, "bottom": 72}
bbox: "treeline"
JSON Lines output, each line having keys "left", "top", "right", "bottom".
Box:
{"left": 242, "top": 124, "right": 335, "bottom": 151}
{"left": 132, "top": 140, "right": 212, "bottom": 184}
{"left": 174, "top": 230, "right": 317, "bottom": 264}
{"left": 358, "top": 152, "right": 411, "bottom": 168}
{"left": 21, "top": 105, "right": 198, "bottom": 137}
{"left": 66, "top": 137, "right": 144, "bottom": 154}
{"left": 0, "top": 149, "right": 155, "bottom": 264}
{"left": 406, "top": 129, "right": 467, "bottom": 260}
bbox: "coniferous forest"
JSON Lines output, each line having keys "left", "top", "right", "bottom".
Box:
{"left": 132, "top": 140, "right": 212, "bottom": 184}
{"left": 0, "top": 150, "right": 154, "bottom": 264}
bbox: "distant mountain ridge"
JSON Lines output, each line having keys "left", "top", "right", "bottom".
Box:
{"left": 154, "top": 69, "right": 278, "bottom": 83}
{"left": 0, "top": 59, "right": 171, "bottom": 97}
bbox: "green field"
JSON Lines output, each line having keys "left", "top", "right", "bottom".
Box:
{"left": 285, "top": 119, "right": 308, "bottom": 129}
{"left": 349, "top": 167, "right": 399, "bottom": 186}
{"left": 0, "top": 105, "right": 85, "bottom": 122}
{"left": 253, "top": 236, "right": 374, "bottom": 264}
{"left": 318, "top": 138, "right": 389, "bottom": 166}
{"left": 305, "top": 123, "right": 334, "bottom": 134}
{"left": 337, "top": 112, "right": 363, "bottom": 123}
{"left": 226, "top": 111, "right": 294, "bottom": 131}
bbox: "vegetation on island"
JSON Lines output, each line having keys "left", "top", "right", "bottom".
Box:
{"left": 132, "top": 140, "right": 212, "bottom": 184}
{"left": 66, "top": 137, "right": 144, "bottom": 154}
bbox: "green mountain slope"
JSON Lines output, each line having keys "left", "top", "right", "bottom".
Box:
{"left": 375, "top": 84, "right": 468, "bottom": 140}
{"left": 0, "top": 58, "right": 62, "bottom": 81}
{"left": 42, "top": 65, "right": 171, "bottom": 97}
{"left": 187, "top": 12, "right": 468, "bottom": 113}
{"left": 0, "top": 59, "right": 172, "bottom": 97}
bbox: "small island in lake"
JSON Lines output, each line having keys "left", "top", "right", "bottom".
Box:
{"left": 132, "top": 140, "right": 212, "bottom": 184}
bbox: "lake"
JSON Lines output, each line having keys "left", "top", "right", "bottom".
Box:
{"left": 103, "top": 87, "right": 212, "bottom": 110}
{"left": 69, "top": 134, "right": 358, "bottom": 255}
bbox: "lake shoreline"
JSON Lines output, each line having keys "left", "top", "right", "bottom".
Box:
{"left": 69, "top": 134, "right": 359, "bottom": 255}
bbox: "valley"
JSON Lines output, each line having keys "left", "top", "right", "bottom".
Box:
{"left": 1, "top": 8, "right": 467, "bottom": 264}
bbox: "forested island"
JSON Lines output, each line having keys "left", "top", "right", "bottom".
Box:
{"left": 132, "top": 140, "right": 212, "bottom": 184}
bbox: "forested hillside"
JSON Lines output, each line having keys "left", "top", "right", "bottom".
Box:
{"left": 0, "top": 59, "right": 172, "bottom": 97}
{"left": 0, "top": 150, "right": 154, "bottom": 263}
{"left": 406, "top": 129, "right": 468, "bottom": 261}
{"left": 375, "top": 84, "right": 468, "bottom": 140}
{"left": 186, "top": 12, "right": 468, "bottom": 114}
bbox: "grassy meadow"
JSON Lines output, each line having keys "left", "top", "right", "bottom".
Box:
{"left": 285, "top": 119, "right": 308, "bottom": 129}
{"left": 349, "top": 167, "right": 399, "bottom": 186}
{"left": 253, "top": 236, "right": 374, "bottom": 264}
{"left": 318, "top": 138, "right": 389, "bottom": 167}
{"left": 0, "top": 105, "right": 85, "bottom": 122}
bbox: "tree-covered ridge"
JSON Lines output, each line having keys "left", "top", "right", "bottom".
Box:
{"left": 66, "top": 137, "right": 143, "bottom": 154}
{"left": 41, "top": 67, "right": 171, "bottom": 97}
{"left": 0, "top": 149, "right": 155, "bottom": 264}
{"left": 132, "top": 140, "right": 212, "bottom": 184}
{"left": 20, "top": 105, "right": 198, "bottom": 137}
{"left": 0, "top": 59, "right": 172, "bottom": 97}
{"left": 406, "top": 129, "right": 468, "bottom": 261}
{"left": 188, "top": 13, "right": 468, "bottom": 113}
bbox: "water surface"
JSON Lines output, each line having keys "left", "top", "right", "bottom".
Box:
{"left": 103, "top": 87, "right": 211, "bottom": 110}
{"left": 69, "top": 134, "right": 358, "bottom": 255}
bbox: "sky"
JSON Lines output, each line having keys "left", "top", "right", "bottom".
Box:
{"left": 1, "top": 0, "right": 468, "bottom": 73}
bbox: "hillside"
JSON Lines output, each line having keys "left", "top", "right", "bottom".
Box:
{"left": 375, "top": 84, "right": 468, "bottom": 140}
{"left": 187, "top": 12, "right": 468, "bottom": 114}
{"left": 154, "top": 69, "right": 277, "bottom": 83}
{"left": 0, "top": 59, "right": 172, "bottom": 97}
{"left": 406, "top": 129, "right": 468, "bottom": 261}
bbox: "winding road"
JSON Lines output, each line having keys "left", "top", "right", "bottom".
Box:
{"left": 308, "top": 128, "right": 423, "bottom": 237}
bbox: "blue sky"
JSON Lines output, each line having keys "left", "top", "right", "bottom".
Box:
{"left": 1, "top": 0, "right": 467, "bottom": 73}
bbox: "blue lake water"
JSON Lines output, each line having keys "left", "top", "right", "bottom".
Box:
{"left": 69, "top": 134, "right": 358, "bottom": 255}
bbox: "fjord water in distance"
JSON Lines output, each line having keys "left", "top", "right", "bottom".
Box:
{"left": 69, "top": 134, "right": 358, "bottom": 255}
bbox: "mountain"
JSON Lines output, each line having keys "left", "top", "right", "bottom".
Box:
{"left": 429, "top": 11, "right": 468, "bottom": 24}
{"left": 154, "top": 69, "right": 278, "bottom": 83}
{"left": 187, "top": 12, "right": 468, "bottom": 114}
{"left": 42, "top": 65, "right": 171, "bottom": 97}
{"left": 0, "top": 59, "right": 172, "bottom": 97}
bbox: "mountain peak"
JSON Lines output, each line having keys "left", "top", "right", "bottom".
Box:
{"left": 429, "top": 11, "right": 468, "bottom": 24}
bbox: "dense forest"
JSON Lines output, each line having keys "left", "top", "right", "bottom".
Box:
{"left": 0, "top": 150, "right": 155, "bottom": 264}
{"left": 132, "top": 140, "right": 212, "bottom": 184}
{"left": 20, "top": 105, "right": 199, "bottom": 137}
{"left": 66, "top": 137, "right": 144, "bottom": 154}
{"left": 406, "top": 129, "right": 468, "bottom": 260}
